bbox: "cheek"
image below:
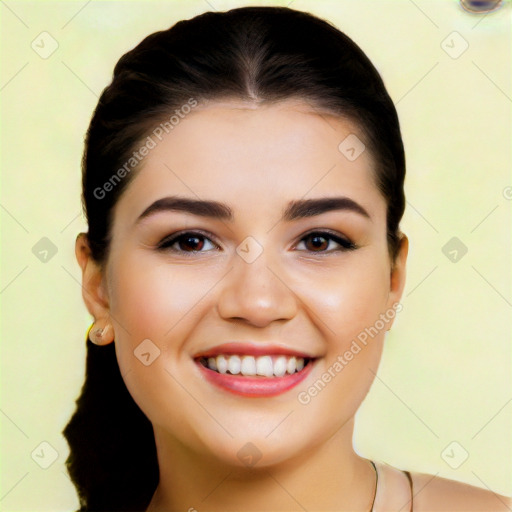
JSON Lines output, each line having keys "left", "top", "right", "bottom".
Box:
{"left": 106, "top": 254, "right": 215, "bottom": 432}
{"left": 292, "top": 252, "right": 391, "bottom": 343}
{"left": 291, "top": 251, "right": 392, "bottom": 411}
{"left": 108, "top": 253, "right": 213, "bottom": 344}
{"left": 106, "top": 252, "right": 235, "bottom": 406}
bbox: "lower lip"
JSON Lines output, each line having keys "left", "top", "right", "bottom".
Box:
{"left": 196, "top": 360, "right": 314, "bottom": 397}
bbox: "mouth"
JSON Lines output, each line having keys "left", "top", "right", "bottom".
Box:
{"left": 198, "top": 354, "right": 311, "bottom": 377}
{"left": 194, "top": 344, "right": 317, "bottom": 397}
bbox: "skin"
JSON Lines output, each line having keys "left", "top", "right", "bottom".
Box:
{"left": 76, "top": 99, "right": 511, "bottom": 511}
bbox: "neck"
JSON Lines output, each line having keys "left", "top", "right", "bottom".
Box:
{"left": 146, "top": 419, "right": 376, "bottom": 512}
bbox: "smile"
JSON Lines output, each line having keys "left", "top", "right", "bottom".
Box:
{"left": 195, "top": 353, "right": 316, "bottom": 397}
{"left": 199, "top": 354, "right": 308, "bottom": 377}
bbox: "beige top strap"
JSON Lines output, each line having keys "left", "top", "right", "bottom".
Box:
{"left": 372, "top": 461, "right": 413, "bottom": 512}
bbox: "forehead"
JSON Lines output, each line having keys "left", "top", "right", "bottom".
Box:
{"left": 115, "top": 99, "right": 384, "bottom": 224}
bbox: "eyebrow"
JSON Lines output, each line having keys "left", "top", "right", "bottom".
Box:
{"left": 135, "top": 195, "right": 370, "bottom": 225}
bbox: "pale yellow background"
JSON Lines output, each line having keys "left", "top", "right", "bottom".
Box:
{"left": 1, "top": 0, "right": 511, "bottom": 510}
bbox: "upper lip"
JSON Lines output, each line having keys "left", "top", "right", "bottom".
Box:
{"left": 193, "top": 342, "right": 317, "bottom": 359}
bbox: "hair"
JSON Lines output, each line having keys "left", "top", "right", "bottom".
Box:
{"left": 63, "top": 5, "right": 406, "bottom": 511}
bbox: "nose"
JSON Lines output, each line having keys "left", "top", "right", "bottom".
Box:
{"left": 216, "top": 249, "right": 298, "bottom": 328}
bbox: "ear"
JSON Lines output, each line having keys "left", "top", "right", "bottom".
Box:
{"left": 75, "top": 233, "right": 114, "bottom": 345}
{"left": 386, "top": 233, "right": 408, "bottom": 325}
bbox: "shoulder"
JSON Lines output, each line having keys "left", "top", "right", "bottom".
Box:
{"left": 410, "top": 471, "right": 512, "bottom": 511}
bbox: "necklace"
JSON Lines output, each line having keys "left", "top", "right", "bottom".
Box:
{"left": 369, "top": 460, "right": 378, "bottom": 511}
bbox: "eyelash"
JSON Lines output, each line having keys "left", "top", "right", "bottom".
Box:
{"left": 156, "top": 230, "right": 357, "bottom": 255}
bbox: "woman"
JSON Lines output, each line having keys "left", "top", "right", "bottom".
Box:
{"left": 63, "top": 6, "right": 511, "bottom": 511}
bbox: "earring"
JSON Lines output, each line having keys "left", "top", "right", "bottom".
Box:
{"left": 86, "top": 321, "right": 114, "bottom": 345}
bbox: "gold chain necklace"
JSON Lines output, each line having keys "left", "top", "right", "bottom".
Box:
{"left": 369, "top": 460, "right": 378, "bottom": 511}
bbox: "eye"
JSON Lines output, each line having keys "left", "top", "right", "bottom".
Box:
{"left": 157, "top": 231, "right": 218, "bottom": 253}
{"left": 156, "top": 229, "right": 356, "bottom": 255}
{"left": 295, "top": 231, "right": 356, "bottom": 253}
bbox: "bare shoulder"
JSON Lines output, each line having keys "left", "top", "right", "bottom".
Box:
{"left": 410, "top": 471, "right": 512, "bottom": 511}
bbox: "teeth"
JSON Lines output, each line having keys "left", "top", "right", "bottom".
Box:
{"left": 217, "top": 355, "right": 228, "bottom": 374}
{"left": 256, "top": 355, "right": 273, "bottom": 377}
{"left": 286, "top": 356, "right": 297, "bottom": 374}
{"left": 240, "top": 355, "right": 256, "bottom": 375}
{"left": 227, "top": 355, "right": 241, "bottom": 375}
{"left": 273, "top": 356, "right": 287, "bottom": 377}
{"left": 201, "top": 354, "right": 308, "bottom": 377}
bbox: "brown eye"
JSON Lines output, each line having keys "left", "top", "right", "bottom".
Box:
{"left": 157, "top": 232, "right": 217, "bottom": 253}
{"left": 177, "top": 235, "right": 205, "bottom": 251}
{"left": 297, "top": 231, "right": 356, "bottom": 253}
{"left": 305, "top": 234, "right": 329, "bottom": 251}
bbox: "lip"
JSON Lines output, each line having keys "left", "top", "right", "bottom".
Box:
{"left": 193, "top": 342, "right": 316, "bottom": 359}
{"left": 196, "top": 357, "right": 315, "bottom": 397}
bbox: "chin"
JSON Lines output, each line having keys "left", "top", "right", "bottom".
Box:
{"left": 199, "top": 433, "right": 309, "bottom": 471}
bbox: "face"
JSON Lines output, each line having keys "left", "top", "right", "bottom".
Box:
{"left": 79, "top": 99, "right": 407, "bottom": 469}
